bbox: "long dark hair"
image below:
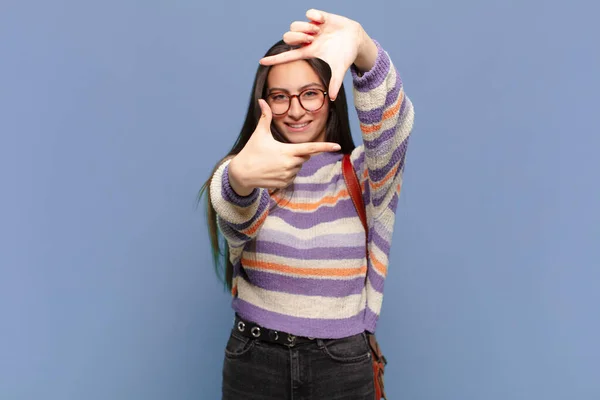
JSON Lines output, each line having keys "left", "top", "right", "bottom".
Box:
{"left": 198, "top": 40, "right": 356, "bottom": 291}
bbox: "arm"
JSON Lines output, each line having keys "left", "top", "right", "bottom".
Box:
{"left": 209, "top": 158, "right": 271, "bottom": 249}
{"left": 351, "top": 38, "right": 415, "bottom": 221}
{"left": 351, "top": 37, "right": 415, "bottom": 333}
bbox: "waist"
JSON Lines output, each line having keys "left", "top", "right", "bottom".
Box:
{"left": 233, "top": 314, "right": 317, "bottom": 347}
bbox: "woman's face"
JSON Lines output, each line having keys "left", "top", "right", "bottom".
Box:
{"left": 265, "top": 60, "right": 330, "bottom": 144}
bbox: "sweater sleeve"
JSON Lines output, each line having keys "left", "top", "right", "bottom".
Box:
{"left": 209, "top": 158, "right": 271, "bottom": 250}
{"left": 350, "top": 40, "right": 415, "bottom": 332}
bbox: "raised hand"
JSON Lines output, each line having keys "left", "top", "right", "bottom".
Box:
{"left": 259, "top": 9, "right": 375, "bottom": 101}
{"left": 227, "top": 99, "right": 341, "bottom": 195}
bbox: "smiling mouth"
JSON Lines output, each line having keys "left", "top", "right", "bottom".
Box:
{"left": 285, "top": 121, "right": 312, "bottom": 131}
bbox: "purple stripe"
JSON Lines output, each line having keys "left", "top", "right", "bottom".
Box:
{"left": 241, "top": 271, "right": 365, "bottom": 297}
{"left": 370, "top": 228, "right": 391, "bottom": 255}
{"left": 372, "top": 219, "right": 392, "bottom": 244}
{"left": 351, "top": 40, "right": 390, "bottom": 93}
{"left": 297, "top": 151, "right": 342, "bottom": 177}
{"left": 371, "top": 140, "right": 409, "bottom": 208}
{"left": 252, "top": 241, "right": 366, "bottom": 260}
{"left": 269, "top": 198, "right": 358, "bottom": 229}
{"left": 367, "top": 268, "right": 386, "bottom": 293}
{"left": 221, "top": 164, "right": 260, "bottom": 207}
{"left": 293, "top": 181, "right": 337, "bottom": 192}
{"left": 232, "top": 260, "right": 242, "bottom": 279}
{"left": 372, "top": 165, "right": 404, "bottom": 208}
{"left": 356, "top": 73, "right": 402, "bottom": 124}
{"left": 232, "top": 299, "right": 367, "bottom": 339}
{"left": 224, "top": 191, "right": 270, "bottom": 231}
{"left": 218, "top": 217, "right": 250, "bottom": 242}
{"left": 351, "top": 147, "right": 366, "bottom": 173}
{"left": 387, "top": 190, "right": 399, "bottom": 212}
{"left": 363, "top": 96, "right": 409, "bottom": 150}
{"left": 366, "top": 137, "right": 408, "bottom": 183}
{"left": 363, "top": 120, "right": 397, "bottom": 152}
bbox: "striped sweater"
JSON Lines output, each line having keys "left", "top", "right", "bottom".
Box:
{"left": 210, "top": 40, "right": 415, "bottom": 339}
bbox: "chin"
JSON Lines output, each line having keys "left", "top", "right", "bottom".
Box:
{"left": 277, "top": 124, "right": 326, "bottom": 144}
{"left": 284, "top": 132, "right": 320, "bottom": 143}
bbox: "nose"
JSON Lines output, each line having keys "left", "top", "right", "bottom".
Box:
{"left": 287, "top": 96, "right": 305, "bottom": 119}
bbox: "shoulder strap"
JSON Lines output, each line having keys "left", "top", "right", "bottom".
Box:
{"left": 342, "top": 154, "right": 367, "bottom": 233}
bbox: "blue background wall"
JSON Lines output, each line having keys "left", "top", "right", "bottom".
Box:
{"left": 2, "top": 0, "right": 599, "bottom": 398}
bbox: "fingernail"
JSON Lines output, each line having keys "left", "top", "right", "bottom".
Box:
{"left": 332, "top": 144, "right": 341, "bottom": 151}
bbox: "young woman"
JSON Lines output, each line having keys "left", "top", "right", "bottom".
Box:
{"left": 199, "top": 9, "right": 415, "bottom": 399}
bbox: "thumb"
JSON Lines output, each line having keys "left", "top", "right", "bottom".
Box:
{"left": 257, "top": 99, "right": 273, "bottom": 130}
{"left": 328, "top": 72, "right": 343, "bottom": 102}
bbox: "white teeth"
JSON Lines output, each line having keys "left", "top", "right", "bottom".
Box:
{"left": 288, "top": 122, "right": 309, "bottom": 128}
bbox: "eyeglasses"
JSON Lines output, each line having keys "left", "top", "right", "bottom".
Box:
{"left": 265, "top": 88, "right": 328, "bottom": 116}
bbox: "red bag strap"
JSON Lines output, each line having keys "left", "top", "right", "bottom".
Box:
{"left": 342, "top": 154, "right": 368, "bottom": 233}
{"left": 343, "top": 154, "right": 389, "bottom": 400}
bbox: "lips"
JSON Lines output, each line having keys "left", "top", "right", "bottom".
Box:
{"left": 288, "top": 122, "right": 309, "bottom": 128}
{"left": 285, "top": 121, "right": 312, "bottom": 132}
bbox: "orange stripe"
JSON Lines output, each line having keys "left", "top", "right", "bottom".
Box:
{"left": 360, "top": 91, "right": 404, "bottom": 134}
{"left": 370, "top": 252, "right": 388, "bottom": 277}
{"left": 271, "top": 188, "right": 349, "bottom": 211}
{"left": 370, "top": 164, "right": 399, "bottom": 190}
{"left": 383, "top": 91, "right": 404, "bottom": 119}
{"left": 242, "top": 258, "right": 367, "bottom": 277}
{"left": 270, "top": 181, "right": 366, "bottom": 211}
{"left": 241, "top": 209, "right": 268, "bottom": 236}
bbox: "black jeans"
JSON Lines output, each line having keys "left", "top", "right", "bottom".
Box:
{"left": 222, "top": 329, "right": 375, "bottom": 400}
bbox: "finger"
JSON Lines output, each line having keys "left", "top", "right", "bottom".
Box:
{"left": 257, "top": 99, "right": 272, "bottom": 128}
{"left": 306, "top": 9, "right": 327, "bottom": 24}
{"left": 294, "top": 154, "right": 311, "bottom": 164}
{"left": 290, "top": 21, "right": 320, "bottom": 35}
{"left": 289, "top": 155, "right": 311, "bottom": 168}
{"left": 259, "top": 48, "right": 308, "bottom": 66}
{"left": 283, "top": 31, "right": 315, "bottom": 46}
{"left": 288, "top": 141, "right": 341, "bottom": 156}
{"left": 327, "top": 68, "right": 345, "bottom": 101}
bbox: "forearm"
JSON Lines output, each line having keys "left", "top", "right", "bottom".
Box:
{"left": 228, "top": 156, "right": 255, "bottom": 197}
{"left": 209, "top": 159, "right": 270, "bottom": 244}
{"left": 352, "top": 40, "right": 415, "bottom": 216}
{"left": 353, "top": 27, "right": 379, "bottom": 73}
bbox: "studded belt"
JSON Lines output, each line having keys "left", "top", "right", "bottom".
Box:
{"left": 233, "top": 314, "right": 316, "bottom": 347}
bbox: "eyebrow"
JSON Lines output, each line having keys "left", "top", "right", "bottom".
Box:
{"left": 267, "top": 82, "right": 324, "bottom": 93}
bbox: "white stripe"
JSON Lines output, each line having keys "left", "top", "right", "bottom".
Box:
{"left": 258, "top": 228, "right": 365, "bottom": 250}
{"left": 366, "top": 278, "right": 384, "bottom": 315}
{"left": 353, "top": 54, "right": 395, "bottom": 111}
{"left": 237, "top": 277, "right": 367, "bottom": 319}
{"left": 264, "top": 215, "right": 364, "bottom": 237}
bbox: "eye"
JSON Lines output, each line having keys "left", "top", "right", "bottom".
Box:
{"left": 302, "top": 90, "right": 319, "bottom": 98}
{"left": 270, "top": 93, "right": 288, "bottom": 102}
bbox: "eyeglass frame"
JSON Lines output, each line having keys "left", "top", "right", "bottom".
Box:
{"left": 265, "top": 88, "right": 329, "bottom": 116}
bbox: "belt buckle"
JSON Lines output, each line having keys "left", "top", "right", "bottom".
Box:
{"left": 286, "top": 334, "right": 297, "bottom": 347}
